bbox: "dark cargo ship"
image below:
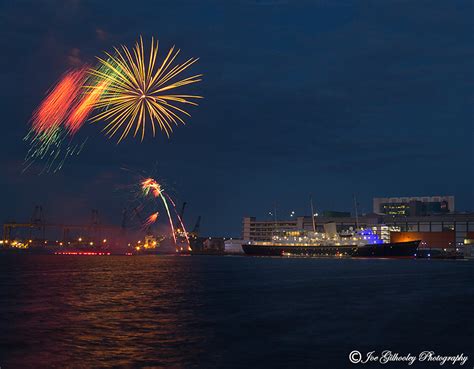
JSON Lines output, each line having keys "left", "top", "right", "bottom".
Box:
{"left": 242, "top": 225, "right": 419, "bottom": 258}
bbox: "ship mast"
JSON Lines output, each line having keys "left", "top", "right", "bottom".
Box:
{"left": 353, "top": 194, "right": 360, "bottom": 230}
{"left": 310, "top": 195, "right": 316, "bottom": 232}
{"left": 272, "top": 201, "right": 278, "bottom": 237}
{"left": 273, "top": 201, "right": 278, "bottom": 224}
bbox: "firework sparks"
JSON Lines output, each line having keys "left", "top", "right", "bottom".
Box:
{"left": 141, "top": 177, "right": 190, "bottom": 246}
{"left": 141, "top": 177, "right": 162, "bottom": 198}
{"left": 144, "top": 212, "right": 159, "bottom": 227}
{"left": 165, "top": 193, "right": 191, "bottom": 250}
{"left": 66, "top": 80, "right": 108, "bottom": 134}
{"left": 90, "top": 36, "right": 202, "bottom": 143}
{"left": 23, "top": 126, "right": 88, "bottom": 174}
{"left": 25, "top": 36, "right": 200, "bottom": 173}
{"left": 25, "top": 68, "right": 90, "bottom": 173}
{"left": 25, "top": 66, "right": 107, "bottom": 173}
{"left": 31, "top": 69, "right": 87, "bottom": 134}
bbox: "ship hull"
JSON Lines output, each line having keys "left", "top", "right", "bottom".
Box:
{"left": 351, "top": 240, "right": 419, "bottom": 258}
{"left": 242, "top": 244, "right": 356, "bottom": 257}
{"left": 242, "top": 240, "right": 420, "bottom": 258}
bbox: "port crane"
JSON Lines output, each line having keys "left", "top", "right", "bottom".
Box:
{"left": 2, "top": 206, "right": 116, "bottom": 244}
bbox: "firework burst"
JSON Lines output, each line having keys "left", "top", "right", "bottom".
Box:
{"left": 25, "top": 68, "right": 91, "bottom": 173}
{"left": 89, "top": 36, "right": 202, "bottom": 143}
{"left": 144, "top": 212, "right": 159, "bottom": 227}
{"left": 25, "top": 36, "right": 200, "bottom": 172}
{"left": 23, "top": 126, "right": 87, "bottom": 174}
{"left": 31, "top": 68, "right": 87, "bottom": 134}
{"left": 25, "top": 63, "right": 115, "bottom": 173}
{"left": 141, "top": 177, "right": 176, "bottom": 244}
{"left": 66, "top": 80, "right": 108, "bottom": 134}
{"left": 140, "top": 177, "right": 190, "bottom": 250}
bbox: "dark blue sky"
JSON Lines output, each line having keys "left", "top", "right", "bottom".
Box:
{"left": 0, "top": 0, "right": 472, "bottom": 236}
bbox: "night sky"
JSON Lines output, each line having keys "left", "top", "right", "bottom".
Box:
{"left": 1, "top": 0, "right": 472, "bottom": 236}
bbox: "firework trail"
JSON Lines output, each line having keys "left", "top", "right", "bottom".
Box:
{"left": 23, "top": 127, "right": 87, "bottom": 174}
{"left": 25, "top": 69, "right": 88, "bottom": 173}
{"left": 23, "top": 68, "right": 87, "bottom": 174}
{"left": 66, "top": 80, "right": 108, "bottom": 134}
{"left": 142, "top": 177, "right": 162, "bottom": 197}
{"left": 90, "top": 36, "right": 202, "bottom": 143}
{"left": 164, "top": 193, "right": 191, "bottom": 250}
{"left": 144, "top": 212, "right": 159, "bottom": 227}
{"left": 25, "top": 66, "right": 108, "bottom": 173}
{"left": 66, "top": 58, "right": 119, "bottom": 134}
{"left": 141, "top": 177, "right": 188, "bottom": 246}
{"left": 31, "top": 68, "right": 87, "bottom": 134}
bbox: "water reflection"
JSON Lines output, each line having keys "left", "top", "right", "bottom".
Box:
{"left": 0, "top": 256, "right": 209, "bottom": 368}
{"left": 0, "top": 255, "right": 473, "bottom": 368}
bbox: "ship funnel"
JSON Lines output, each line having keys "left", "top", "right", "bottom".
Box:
{"left": 323, "top": 222, "right": 338, "bottom": 238}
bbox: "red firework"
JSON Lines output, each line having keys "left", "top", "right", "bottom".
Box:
{"left": 66, "top": 80, "right": 108, "bottom": 134}
{"left": 144, "top": 212, "right": 159, "bottom": 227}
{"left": 31, "top": 68, "right": 87, "bottom": 134}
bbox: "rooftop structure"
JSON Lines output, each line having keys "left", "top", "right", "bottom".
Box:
{"left": 373, "top": 196, "right": 454, "bottom": 216}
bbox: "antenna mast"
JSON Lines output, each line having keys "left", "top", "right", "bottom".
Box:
{"left": 353, "top": 194, "right": 360, "bottom": 229}
{"left": 310, "top": 195, "right": 316, "bottom": 232}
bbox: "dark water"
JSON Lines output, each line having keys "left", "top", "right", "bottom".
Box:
{"left": 0, "top": 255, "right": 473, "bottom": 369}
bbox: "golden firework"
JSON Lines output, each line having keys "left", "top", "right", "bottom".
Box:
{"left": 89, "top": 36, "right": 202, "bottom": 142}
